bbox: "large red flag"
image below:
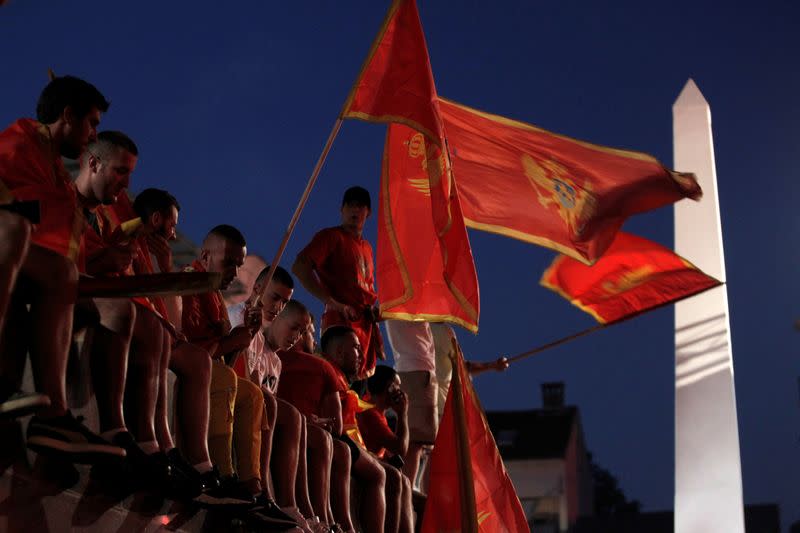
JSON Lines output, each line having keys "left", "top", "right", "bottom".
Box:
{"left": 343, "top": 0, "right": 480, "bottom": 330}
{"left": 378, "top": 124, "right": 479, "bottom": 331}
{"left": 423, "top": 339, "right": 530, "bottom": 533}
{"left": 540, "top": 231, "right": 721, "bottom": 324}
{"left": 340, "top": 0, "right": 442, "bottom": 141}
{"left": 439, "top": 98, "right": 702, "bottom": 265}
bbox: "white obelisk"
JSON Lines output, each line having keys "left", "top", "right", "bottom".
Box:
{"left": 673, "top": 79, "right": 745, "bottom": 533}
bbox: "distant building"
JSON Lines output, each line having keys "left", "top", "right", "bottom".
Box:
{"left": 486, "top": 382, "right": 594, "bottom": 533}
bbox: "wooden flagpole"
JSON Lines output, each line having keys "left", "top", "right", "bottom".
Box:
{"left": 506, "top": 281, "right": 724, "bottom": 365}
{"left": 249, "top": 117, "right": 343, "bottom": 302}
{"left": 506, "top": 324, "right": 606, "bottom": 364}
{"left": 450, "top": 339, "right": 479, "bottom": 533}
{"left": 250, "top": 1, "right": 402, "bottom": 303}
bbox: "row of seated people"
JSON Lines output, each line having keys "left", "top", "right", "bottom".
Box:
{"left": 0, "top": 74, "right": 416, "bottom": 532}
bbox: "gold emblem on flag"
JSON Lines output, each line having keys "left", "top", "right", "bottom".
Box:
{"left": 404, "top": 132, "right": 441, "bottom": 196}
{"left": 599, "top": 265, "right": 655, "bottom": 298}
{"left": 521, "top": 154, "right": 596, "bottom": 236}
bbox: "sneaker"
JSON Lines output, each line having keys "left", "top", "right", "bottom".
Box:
{"left": 193, "top": 475, "right": 254, "bottom": 507}
{"left": 165, "top": 448, "right": 203, "bottom": 500}
{"left": 26, "top": 411, "right": 126, "bottom": 462}
{"left": 0, "top": 390, "right": 50, "bottom": 419}
{"left": 112, "top": 432, "right": 172, "bottom": 488}
{"left": 244, "top": 505, "right": 300, "bottom": 531}
{"left": 90, "top": 432, "right": 172, "bottom": 491}
{"left": 251, "top": 495, "right": 301, "bottom": 526}
{"left": 198, "top": 465, "right": 222, "bottom": 493}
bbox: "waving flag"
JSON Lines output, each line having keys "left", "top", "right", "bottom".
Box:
{"left": 377, "top": 124, "right": 479, "bottom": 331}
{"left": 540, "top": 232, "right": 720, "bottom": 324}
{"left": 423, "top": 339, "right": 529, "bottom": 533}
{"left": 439, "top": 98, "right": 702, "bottom": 264}
{"left": 343, "top": 0, "right": 480, "bottom": 330}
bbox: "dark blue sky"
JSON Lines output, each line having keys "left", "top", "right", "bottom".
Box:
{"left": 2, "top": 0, "right": 798, "bottom": 527}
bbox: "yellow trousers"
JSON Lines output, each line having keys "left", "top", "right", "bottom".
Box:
{"left": 208, "top": 359, "right": 265, "bottom": 482}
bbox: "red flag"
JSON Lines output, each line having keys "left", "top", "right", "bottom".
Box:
{"left": 423, "top": 340, "right": 530, "bottom": 533}
{"left": 540, "top": 232, "right": 721, "bottom": 324}
{"left": 341, "top": 0, "right": 442, "bottom": 141}
{"left": 344, "top": 0, "right": 480, "bottom": 330}
{"left": 439, "top": 98, "right": 701, "bottom": 265}
{"left": 378, "top": 124, "right": 479, "bottom": 331}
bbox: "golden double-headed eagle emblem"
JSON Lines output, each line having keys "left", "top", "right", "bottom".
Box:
{"left": 404, "top": 133, "right": 432, "bottom": 196}
{"left": 521, "top": 153, "right": 596, "bottom": 237}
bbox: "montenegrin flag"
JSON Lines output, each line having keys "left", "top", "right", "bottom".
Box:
{"left": 342, "top": 0, "right": 480, "bottom": 330}
{"left": 439, "top": 98, "right": 702, "bottom": 265}
{"left": 422, "top": 340, "right": 530, "bottom": 533}
{"left": 540, "top": 231, "right": 721, "bottom": 324}
{"left": 377, "top": 123, "right": 479, "bottom": 332}
{"left": 340, "top": 0, "right": 442, "bottom": 140}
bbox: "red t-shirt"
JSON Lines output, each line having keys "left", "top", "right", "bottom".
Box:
{"left": 357, "top": 407, "right": 395, "bottom": 458}
{"left": 298, "top": 226, "right": 377, "bottom": 308}
{"left": 181, "top": 260, "right": 231, "bottom": 351}
{"left": 0, "top": 118, "right": 84, "bottom": 262}
{"left": 276, "top": 349, "right": 344, "bottom": 418}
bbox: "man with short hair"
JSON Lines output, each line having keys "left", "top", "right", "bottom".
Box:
{"left": 321, "top": 325, "right": 388, "bottom": 533}
{"left": 181, "top": 225, "right": 271, "bottom": 512}
{"left": 223, "top": 254, "right": 267, "bottom": 307}
{"left": 293, "top": 186, "right": 385, "bottom": 380}
{"left": 358, "top": 365, "right": 414, "bottom": 533}
{"left": 75, "top": 130, "right": 174, "bottom": 485}
{"left": 121, "top": 187, "right": 218, "bottom": 497}
{"left": 0, "top": 75, "right": 123, "bottom": 459}
{"left": 231, "top": 268, "right": 332, "bottom": 529}
{"left": 278, "top": 306, "right": 355, "bottom": 532}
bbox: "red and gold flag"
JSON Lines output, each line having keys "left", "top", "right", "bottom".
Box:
{"left": 439, "top": 98, "right": 702, "bottom": 265}
{"left": 422, "top": 341, "right": 530, "bottom": 533}
{"left": 378, "top": 124, "right": 479, "bottom": 331}
{"left": 540, "top": 231, "right": 720, "bottom": 324}
{"left": 344, "top": 0, "right": 480, "bottom": 330}
{"left": 340, "top": 0, "right": 442, "bottom": 141}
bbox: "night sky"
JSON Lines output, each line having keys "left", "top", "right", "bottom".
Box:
{"left": 2, "top": 0, "right": 798, "bottom": 528}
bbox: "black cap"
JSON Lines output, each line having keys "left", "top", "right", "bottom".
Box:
{"left": 342, "top": 186, "right": 371, "bottom": 211}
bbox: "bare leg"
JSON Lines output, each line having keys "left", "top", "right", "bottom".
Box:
{"left": 383, "top": 463, "right": 403, "bottom": 533}
{"left": 272, "top": 398, "right": 301, "bottom": 509}
{"left": 125, "top": 306, "right": 163, "bottom": 443}
{"left": 352, "top": 450, "right": 386, "bottom": 533}
{"left": 21, "top": 246, "right": 77, "bottom": 417}
{"left": 170, "top": 341, "right": 212, "bottom": 465}
{"left": 89, "top": 298, "right": 136, "bottom": 433}
{"left": 0, "top": 211, "right": 30, "bottom": 334}
{"left": 305, "top": 423, "right": 332, "bottom": 521}
{"left": 403, "top": 442, "right": 425, "bottom": 489}
{"left": 154, "top": 333, "right": 174, "bottom": 450}
{"left": 294, "top": 417, "right": 315, "bottom": 518}
{"left": 399, "top": 472, "right": 414, "bottom": 533}
{"left": 330, "top": 439, "right": 354, "bottom": 533}
{"left": 260, "top": 390, "right": 277, "bottom": 497}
